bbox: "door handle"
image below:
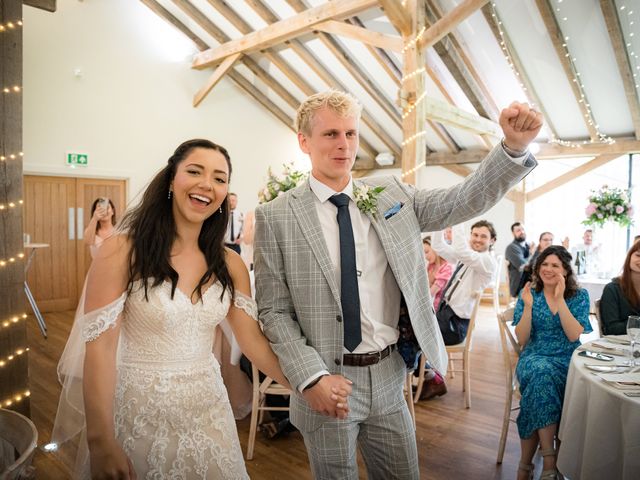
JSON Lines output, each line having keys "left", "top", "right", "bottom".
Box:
{"left": 77, "top": 208, "right": 84, "bottom": 240}
{"left": 68, "top": 207, "right": 75, "bottom": 240}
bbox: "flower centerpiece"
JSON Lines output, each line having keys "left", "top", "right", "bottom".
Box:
{"left": 258, "top": 163, "right": 308, "bottom": 204}
{"left": 583, "top": 185, "right": 634, "bottom": 228}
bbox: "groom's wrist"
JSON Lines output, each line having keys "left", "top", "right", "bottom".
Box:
{"left": 303, "top": 375, "right": 327, "bottom": 392}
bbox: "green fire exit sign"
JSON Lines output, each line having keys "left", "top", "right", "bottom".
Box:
{"left": 66, "top": 152, "right": 88, "bottom": 167}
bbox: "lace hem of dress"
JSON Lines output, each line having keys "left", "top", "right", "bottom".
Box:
{"left": 82, "top": 294, "right": 126, "bottom": 342}
{"left": 233, "top": 292, "right": 258, "bottom": 321}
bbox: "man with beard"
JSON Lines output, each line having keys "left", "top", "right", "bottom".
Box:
{"left": 506, "top": 222, "right": 535, "bottom": 298}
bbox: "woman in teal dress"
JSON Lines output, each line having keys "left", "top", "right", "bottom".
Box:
{"left": 513, "top": 245, "right": 591, "bottom": 480}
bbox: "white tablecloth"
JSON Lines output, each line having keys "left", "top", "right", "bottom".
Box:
{"left": 557, "top": 339, "right": 640, "bottom": 479}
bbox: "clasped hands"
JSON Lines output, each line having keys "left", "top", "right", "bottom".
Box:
{"left": 302, "top": 374, "right": 353, "bottom": 419}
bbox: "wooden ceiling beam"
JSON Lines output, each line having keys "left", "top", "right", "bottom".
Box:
{"left": 142, "top": 0, "right": 293, "bottom": 128}
{"left": 347, "top": 17, "right": 402, "bottom": 86}
{"left": 536, "top": 137, "right": 640, "bottom": 158}
{"left": 378, "top": 0, "right": 412, "bottom": 35}
{"left": 314, "top": 20, "right": 403, "bottom": 51}
{"left": 192, "top": 0, "right": 378, "bottom": 69}
{"left": 423, "top": 96, "right": 502, "bottom": 137}
{"left": 599, "top": 0, "right": 640, "bottom": 140}
{"left": 232, "top": 0, "right": 383, "bottom": 159}
{"left": 426, "top": 0, "right": 498, "bottom": 121}
{"left": 527, "top": 154, "right": 620, "bottom": 202}
{"left": 285, "top": 0, "right": 402, "bottom": 128}
{"left": 193, "top": 53, "right": 241, "bottom": 107}
{"left": 535, "top": 0, "right": 600, "bottom": 140}
{"left": 480, "top": 3, "right": 559, "bottom": 139}
{"left": 418, "top": 0, "right": 489, "bottom": 50}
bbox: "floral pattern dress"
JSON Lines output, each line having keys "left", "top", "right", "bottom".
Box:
{"left": 513, "top": 288, "right": 591, "bottom": 439}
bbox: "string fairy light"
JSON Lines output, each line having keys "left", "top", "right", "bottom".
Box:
{"left": 0, "top": 251, "right": 25, "bottom": 267}
{"left": 2, "top": 85, "right": 21, "bottom": 94}
{"left": 401, "top": 160, "right": 427, "bottom": 179}
{"left": 0, "top": 347, "right": 30, "bottom": 368}
{"left": 2, "top": 313, "right": 28, "bottom": 329}
{"left": 617, "top": 1, "right": 640, "bottom": 95}
{"left": 489, "top": 2, "right": 614, "bottom": 148}
{"left": 401, "top": 25, "right": 426, "bottom": 53}
{"left": 0, "top": 151, "right": 24, "bottom": 161}
{"left": 0, "top": 199, "right": 24, "bottom": 210}
{"left": 0, "top": 19, "right": 22, "bottom": 32}
{"left": 1, "top": 390, "right": 31, "bottom": 408}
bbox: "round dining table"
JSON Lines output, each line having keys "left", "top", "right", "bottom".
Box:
{"left": 557, "top": 338, "right": 640, "bottom": 479}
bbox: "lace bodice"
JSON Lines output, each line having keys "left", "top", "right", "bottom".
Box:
{"left": 119, "top": 280, "right": 231, "bottom": 367}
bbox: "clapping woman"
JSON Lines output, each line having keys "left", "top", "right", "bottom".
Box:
{"left": 514, "top": 246, "right": 591, "bottom": 480}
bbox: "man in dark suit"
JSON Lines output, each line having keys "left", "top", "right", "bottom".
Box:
{"left": 505, "top": 222, "right": 534, "bottom": 298}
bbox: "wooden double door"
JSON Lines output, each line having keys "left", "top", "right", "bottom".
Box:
{"left": 23, "top": 175, "right": 127, "bottom": 312}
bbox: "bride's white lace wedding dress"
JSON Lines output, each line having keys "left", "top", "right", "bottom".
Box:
{"left": 52, "top": 280, "right": 253, "bottom": 479}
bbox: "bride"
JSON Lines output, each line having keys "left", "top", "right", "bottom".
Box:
{"left": 51, "top": 139, "right": 348, "bottom": 479}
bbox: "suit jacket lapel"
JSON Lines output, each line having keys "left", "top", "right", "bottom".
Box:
{"left": 290, "top": 181, "right": 341, "bottom": 305}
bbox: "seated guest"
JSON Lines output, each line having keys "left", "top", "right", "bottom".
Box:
{"left": 570, "top": 228, "right": 601, "bottom": 275}
{"left": 422, "top": 236, "right": 453, "bottom": 310}
{"left": 600, "top": 240, "right": 640, "bottom": 335}
{"left": 514, "top": 246, "right": 591, "bottom": 480}
{"left": 432, "top": 220, "right": 497, "bottom": 345}
{"left": 518, "top": 231, "right": 554, "bottom": 292}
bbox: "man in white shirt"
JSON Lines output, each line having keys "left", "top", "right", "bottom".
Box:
{"left": 224, "top": 192, "right": 243, "bottom": 254}
{"left": 432, "top": 221, "right": 498, "bottom": 345}
{"left": 570, "top": 228, "right": 601, "bottom": 275}
{"left": 255, "top": 90, "right": 541, "bottom": 479}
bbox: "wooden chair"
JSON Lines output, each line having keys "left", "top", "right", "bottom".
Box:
{"left": 594, "top": 298, "right": 604, "bottom": 337}
{"left": 481, "top": 254, "right": 504, "bottom": 316}
{"left": 0, "top": 408, "right": 38, "bottom": 480}
{"left": 413, "top": 293, "right": 482, "bottom": 408}
{"left": 245, "top": 364, "right": 292, "bottom": 460}
{"left": 496, "top": 305, "right": 521, "bottom": 464}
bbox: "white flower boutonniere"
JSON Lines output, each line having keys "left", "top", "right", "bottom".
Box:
{"left": 353, "top": 184, "right": 385, "bottom": 216}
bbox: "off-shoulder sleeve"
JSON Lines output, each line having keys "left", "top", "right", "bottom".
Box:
{"left": 81, "top": 293, "right": 127, "bottom": 342}
{"left": 233, "top": 291, "right": 258, "bottom": 321}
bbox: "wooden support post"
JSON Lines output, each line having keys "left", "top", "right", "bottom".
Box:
{"left": 0, "top": 0, "right": 30, "bottom": 417}
{"left": 400, "top": 0, "right": 427, "bottom": 186}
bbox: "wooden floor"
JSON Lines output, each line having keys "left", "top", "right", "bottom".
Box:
{"left": 26, "top": 305, "right": 527, "bottom": 479}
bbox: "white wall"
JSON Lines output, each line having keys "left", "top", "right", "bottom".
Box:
{"left": 23, "top": 0, "right": 300, "bottom": 213}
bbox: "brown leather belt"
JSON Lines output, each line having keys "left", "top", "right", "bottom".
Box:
{"left": 343, "top": 345, "right": 395, "bottom": 367}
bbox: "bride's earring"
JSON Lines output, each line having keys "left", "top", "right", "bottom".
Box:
{"left": 168, "top": 189, "right": 172, "bottom": 200}
{"left": 219, "top": 206, "right": 223, "bottom": 213}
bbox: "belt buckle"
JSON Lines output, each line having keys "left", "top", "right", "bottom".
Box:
{"left": 373, "top": 349, "right": 383, "bottom": 364}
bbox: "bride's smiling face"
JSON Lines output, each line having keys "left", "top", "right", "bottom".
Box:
{"left": 170, "top": 147, "right": 229, "bottom": 226}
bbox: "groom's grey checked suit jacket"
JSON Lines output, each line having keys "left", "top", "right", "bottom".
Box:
{"left": 254, "top": 144, "right": 536, "bottom": 433}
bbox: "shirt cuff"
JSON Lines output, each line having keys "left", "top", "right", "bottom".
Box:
{"left": 298, "top": 370, "right": 330, "bottom": 393}
{"left": 501, "top": 139, "right": 529, "bottom": 164}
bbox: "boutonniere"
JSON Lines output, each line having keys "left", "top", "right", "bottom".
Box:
{"left": 353, "top": 184, "right": 385, "bottom": 215}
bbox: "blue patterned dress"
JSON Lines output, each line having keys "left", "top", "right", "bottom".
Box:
{"left": 513, "top": 288, "right": 591, "bottom": 439}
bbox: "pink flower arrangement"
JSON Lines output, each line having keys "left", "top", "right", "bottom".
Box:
{"left": 583, "top": 185, "right": 634, "bottom": 228}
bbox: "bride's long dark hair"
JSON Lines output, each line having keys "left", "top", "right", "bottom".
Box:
{"left": 120, "top": 139, "right": 234, "bottom": 302}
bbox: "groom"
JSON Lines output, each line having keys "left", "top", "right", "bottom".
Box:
{"left": 254, "top": 90, "right": 542, "bottom": 479}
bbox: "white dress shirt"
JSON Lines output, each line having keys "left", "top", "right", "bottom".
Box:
{"left": 431, "top": 223, "right": 496, "bottom": 319}
{"left": 225, "top": 209, "right": 243, "bottom": 243}
{"left": 309, "top": 174, "right": 401, "bottom": 353}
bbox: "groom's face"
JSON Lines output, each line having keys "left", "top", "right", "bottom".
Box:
{"left": 298, "top": 107, "right": 359, "bottom": 188}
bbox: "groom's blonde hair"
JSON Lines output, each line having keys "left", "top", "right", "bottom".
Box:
{"left": 295, "top": 90, "right": 362, "bottom": 136}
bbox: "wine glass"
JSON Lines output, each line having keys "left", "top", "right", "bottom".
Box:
{"left": 627, "top": 315, "right": 640, "bottom": 366}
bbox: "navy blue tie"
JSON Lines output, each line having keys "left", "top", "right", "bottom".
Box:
{"left": 329, "top": 194, "right": 362, "bottom": 352}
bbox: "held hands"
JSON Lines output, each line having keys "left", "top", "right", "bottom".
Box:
{"left": 93, "top": 205, "right": 108, "bottom": 221}
{"left": 522, "top": 282, "right": 533, "bottom": 308}
{"left": 499, "top": 102, "right": 544, "bottom": 152}
{"left": 529, "top": 242, "right": 537, "bottom": 256}
{"left": 89, "top": 439, "right": 137, "bottom": 480}
{"left": 302, "top": 374, "right": 353, "bottom": 419}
